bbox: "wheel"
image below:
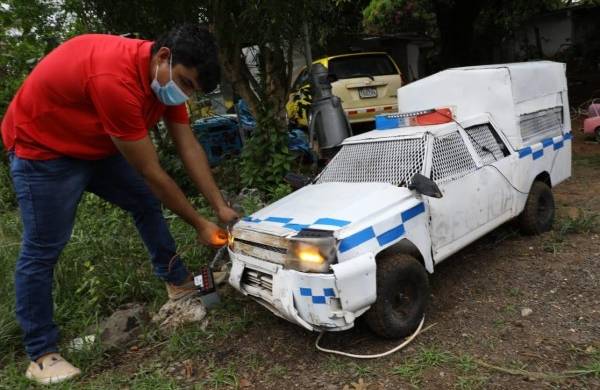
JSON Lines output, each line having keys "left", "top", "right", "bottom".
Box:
{"left": 518, "top": 180, "right": 555, "bottom": 235}
{"left": 595, "top": 127, "right": 600, "bottom": 143}
{"left": 365, "top": 253, "right": 429, "bottom": 339}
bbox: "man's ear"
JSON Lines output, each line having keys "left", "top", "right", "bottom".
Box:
{"left": 155, "top": 46, "right": 171, "bottom": 62}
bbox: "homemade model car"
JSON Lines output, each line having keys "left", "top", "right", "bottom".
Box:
{"left": 229, "top": 61, "right": 572, "bottom": 338}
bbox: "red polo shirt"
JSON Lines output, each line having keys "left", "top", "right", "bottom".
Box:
{"left": 1, "top": 34, "right": 189, "bottom": 160}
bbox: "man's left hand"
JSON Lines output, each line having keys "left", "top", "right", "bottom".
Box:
{"left": 217, "top": 206, "right": 240, "bottom": 224}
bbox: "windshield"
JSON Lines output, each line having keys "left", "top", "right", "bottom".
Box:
{"left": 328, "top": 54, "right": 398, "bottom": 79}
{"left": 316, "top": 138, "right": 426, "bottom": 187}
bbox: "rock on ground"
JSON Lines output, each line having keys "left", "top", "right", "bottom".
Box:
{"left": 152, "top": 295, "right": 208, "bottom": 332}
{"left": 95, "top": 303, "right": 149, "bottom": 349}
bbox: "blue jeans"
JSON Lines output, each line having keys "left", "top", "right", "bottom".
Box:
{"left": 8, "top": 153, "right": 189, "bottom": 361}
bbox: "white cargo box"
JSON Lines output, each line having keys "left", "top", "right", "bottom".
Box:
{"left": 396, "top": 61, "right": 570, "bottom": 149}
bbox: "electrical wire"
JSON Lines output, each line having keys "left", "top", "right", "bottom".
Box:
{"left": 434, "top": 109, "right": 531, "bottom": 195}
{"left": 480, "top": 164, "right": 530, "bottom": 195}
{"left": 315, "top": 316, "right": 425, "bottom": 359}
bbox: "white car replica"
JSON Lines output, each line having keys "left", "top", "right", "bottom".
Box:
{"left": 228, "top": 61, "right": 572, "bottom": 338}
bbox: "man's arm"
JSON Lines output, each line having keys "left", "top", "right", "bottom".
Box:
{"left": 110, "top": 135, "right": 227, "bottom": 246}
{"left": 165, "top": 120, "right": 238, "bottom": 223}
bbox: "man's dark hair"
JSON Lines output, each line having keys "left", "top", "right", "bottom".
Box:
{"left": 152, "top": 24, "right": 220, "bottom": 94}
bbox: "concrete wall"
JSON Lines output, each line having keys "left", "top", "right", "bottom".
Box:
{"left": 520, "top": 12, "right": 573, "bottom": 57}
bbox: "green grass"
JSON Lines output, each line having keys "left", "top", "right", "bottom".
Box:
{"left": 391, "top": 361, "right": 423, "bottom": 386}
{"left": 348, "top": 362, "right": 376, "bottom": 378}
{"left": 202, "top": 364, "right": 239, "bottom": 389}
{"left": 0, "top": 210, "right": 23, "bottom": 363}
{"left": 269, "top": 363, "right": 288, "bottom": 377}
{"left": 391, "top": 347, "right": 453, "bottom": 386}
{"left": 556, "top": 212, "right": 599, "bottom": 236}
{"left": 323, "top": 356, "right": 350, "bottom": 375}
{"left": 455, "top": 354, "right": 477, "bottom": 373}
{"left": 454, "top": 375, "right": 488, "bottom": 390}
{"left": 508, "top": 287, "right": 522, "bottom": 298}
{"left": 543, "top": 211, "right": 600, "bottom": 254}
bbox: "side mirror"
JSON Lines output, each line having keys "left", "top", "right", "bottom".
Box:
{"left": 408, "top": 173, "right": 443, "bottom": 198}
{"left": 284, "top": 172, "right": 312, "bottom": 190}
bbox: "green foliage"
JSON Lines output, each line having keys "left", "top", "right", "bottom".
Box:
{"left": 0, "top": 1, "right": 88, "bottom": 211}
{"left": 0, "top": 0, "right": 82, "bottom": 114}
{"left": 239, "top": 105, "right": 294, "bottom": 199}
{"left": 67, "top": 0, "right": 200, "bottom": 39}
{"left": 363, "top": 0, "right": 435, "bottom": 35}
{"left": 0, "top": 151, "right": 15, "bottom": 211}
{"left": 363, "top": 0, "right": 567, "bottom": 67}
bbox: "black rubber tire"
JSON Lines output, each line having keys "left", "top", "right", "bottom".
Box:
{"left": 365, "top": 253, "right": 429, "bottom": 339}
{"left": 518, "top": 181, "right": 555, "bottom": 235}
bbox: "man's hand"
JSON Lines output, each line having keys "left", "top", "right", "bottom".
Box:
{"left": 197, "top": 220, "right": 228, "bottom": 247}
{"left": 217, "top": 206, "right": 239, "bottom": 225}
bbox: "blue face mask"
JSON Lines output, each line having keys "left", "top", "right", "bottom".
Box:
{"left": 151, "top": 56, "right": 190, "bottom": 106}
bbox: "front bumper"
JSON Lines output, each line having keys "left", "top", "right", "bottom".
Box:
{"left": 228, "top": 249, "right": 376, "bottom": 332}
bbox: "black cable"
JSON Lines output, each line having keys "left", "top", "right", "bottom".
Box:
{"left": 480, "top": 163, "right": 530, "bottom": 195}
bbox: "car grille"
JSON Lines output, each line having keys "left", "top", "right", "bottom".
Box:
{"left": 242, "top": 268, "right": 273, "bottom": 292}
{"left": 241, "top": 268, "right": 275, "bottom": 308}
{"left": 236, "top": 238, "right": 287, "bottom": 254}
{"left": 232, "top": 229, "right": 288, "bottom": 265}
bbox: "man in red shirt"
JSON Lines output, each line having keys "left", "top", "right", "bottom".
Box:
{"left": 1, "top": 25, "right": 238, "bottom": 384}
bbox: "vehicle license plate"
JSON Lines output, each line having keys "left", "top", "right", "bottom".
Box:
{"left": 358, "top": 87, "right": 377, "bottom": 99}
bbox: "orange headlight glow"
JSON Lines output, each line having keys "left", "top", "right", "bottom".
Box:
{"left": 295, "top": 245, "right": 325, "bottom": 264}
{"left": 286, "top": 237, "right": 337, "bottom": 273}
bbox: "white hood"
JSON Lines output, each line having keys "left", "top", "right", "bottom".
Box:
{"left": 238, "top": 182, "right": 415, "bottom": 236}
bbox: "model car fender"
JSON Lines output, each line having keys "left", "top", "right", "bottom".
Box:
{"left": 331, "top": 252, "right": 376, "bottom": 312}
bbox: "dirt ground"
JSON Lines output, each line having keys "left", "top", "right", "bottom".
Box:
{"left": 96, "top": 120, "right": 599, "bottom": 390}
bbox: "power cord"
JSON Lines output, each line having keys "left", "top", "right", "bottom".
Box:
{"left": 315, "top": 316, "right": 427, "bottom": 359}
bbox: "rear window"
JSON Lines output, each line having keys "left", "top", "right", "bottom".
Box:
{"left": 328, "top": 54, "right": 398, "bottom": 80}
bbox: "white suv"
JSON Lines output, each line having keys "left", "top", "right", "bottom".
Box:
{"left": 228, "top": 61, "right": 572, "bottom": 338}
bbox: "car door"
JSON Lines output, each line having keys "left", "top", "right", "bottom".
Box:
{"left": 425, "top": 130, "right": 481, "bottom": 259}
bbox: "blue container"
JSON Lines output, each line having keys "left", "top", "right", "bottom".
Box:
{"left": 192, "top": 116, "right": 242, "bottom": 166}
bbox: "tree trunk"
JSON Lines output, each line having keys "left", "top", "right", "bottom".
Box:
{"left": 261, "top": 44, "right": 290, "bottom": 132}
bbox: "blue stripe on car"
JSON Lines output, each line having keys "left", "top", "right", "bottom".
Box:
{"left": 339, "top": 227, "right": 376, "bottom": 253}
{"left": 376, "top": 224, "right": 406, "bottom": 246}
{"left": 313, "top": 218, "right": 351, "bottom": 227}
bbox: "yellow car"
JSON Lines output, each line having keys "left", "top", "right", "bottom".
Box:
{"left": 286, "top": 52, "right": 402, "bottom": 129}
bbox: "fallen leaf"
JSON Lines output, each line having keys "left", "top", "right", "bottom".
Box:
{"left": 348, "top": 378, "right": 369, "bottom": 390}
{"left": 183, "top": 359, "right": 194, "bottom": 379}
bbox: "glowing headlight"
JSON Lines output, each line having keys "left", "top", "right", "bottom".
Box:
{"left": 285, "top": 237, "right": 337, "bottom": 273}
